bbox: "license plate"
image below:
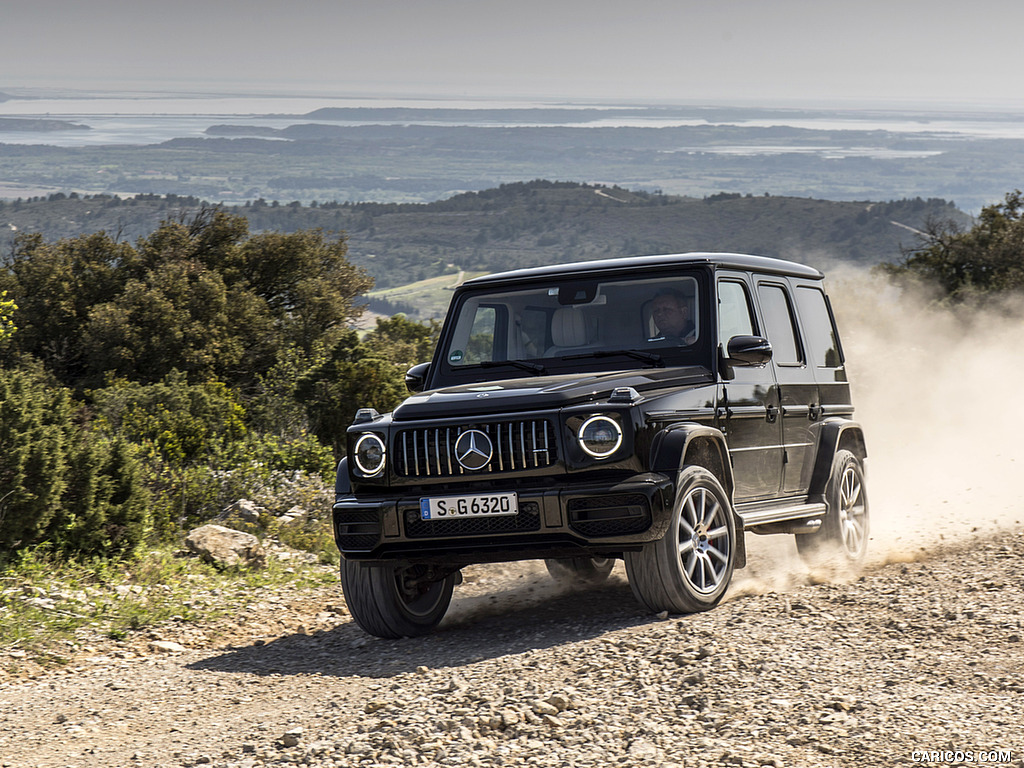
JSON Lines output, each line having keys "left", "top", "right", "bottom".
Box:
{"left": 419, "top": 492, "right": 518, "bottom": 520}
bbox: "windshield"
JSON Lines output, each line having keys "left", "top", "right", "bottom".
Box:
{"left": 437, "top": 271, "right": 709, "bottom": 380}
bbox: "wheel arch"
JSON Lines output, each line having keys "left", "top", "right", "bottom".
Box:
{"left": 650, "top": 424, "right": 735, "bottom": 497}
{"left": 808, "top": 418, "right": 867, "bottom": 501}
{"left": 649, "top": 423, "right": 745, "bottom": 569}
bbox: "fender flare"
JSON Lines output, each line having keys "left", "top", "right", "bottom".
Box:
{"left": 335, "top": 457, "right": 351, "bottom": 496}
{"left": 650, "top": 423, "right": 735, "bottom": 497}
{"left": 807, "top": 418, "right": 867, "bottom": 501}
{"left": 649, "top": 423, "right": 745, "bottom": 569}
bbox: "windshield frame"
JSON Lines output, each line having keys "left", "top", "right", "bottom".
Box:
{"left": 428, "top": 266, "right": 713, "bottom": 388}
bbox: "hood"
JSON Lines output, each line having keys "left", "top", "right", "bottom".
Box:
{"left": 392, "top": 366, "right": 712, "bottom": 420}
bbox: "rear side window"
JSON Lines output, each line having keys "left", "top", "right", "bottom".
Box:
{"left": 795, "top": 286, "right": 843, "bottom": 368}
{"left": 757, "top": 283, "right": 802, "bottom": 365}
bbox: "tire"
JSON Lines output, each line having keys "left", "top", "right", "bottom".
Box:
{"left": 796, "top": 449, "right": 869, "bottom": 564}
{"left": 340, "top": 560, "right": 455, "bottom": 639}
{"left": 544, "top": 556, "right": 616, "bottom": 585}
{"left": 625, "top": 466, "right": 736, "bottom": 614}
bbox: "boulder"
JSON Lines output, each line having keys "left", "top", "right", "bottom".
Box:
{"left": 216, "top": 498, "right": 265, "bottom": 523}
{"left": 185, "top": 524, "right": 267, "bottom": 568}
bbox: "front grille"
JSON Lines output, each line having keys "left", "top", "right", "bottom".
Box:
{"left": 393, "top": 420, "right": 557, "bottom": 478}
{"left": 404, "top": 501, "right": 541, "bottom": 538}
{"left": 334, "top": 508, "right": 381, "bottom": 551}
{"left": 568, "top": 493, "right": 651, "bottom": 537}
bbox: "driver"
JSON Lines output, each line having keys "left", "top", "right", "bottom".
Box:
{"left": 650, "top": 288, "right": 696, "bottom": 344}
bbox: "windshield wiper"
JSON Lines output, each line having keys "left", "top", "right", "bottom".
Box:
{"left": 560, "top": 349, "right": 664, "bottom": 367}
{"left": 477, "top": 360, "right": 547, "bottom": 375}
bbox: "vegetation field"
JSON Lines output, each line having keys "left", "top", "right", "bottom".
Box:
{"left": 0, "top": 182, "right": 972, "bottom": 292}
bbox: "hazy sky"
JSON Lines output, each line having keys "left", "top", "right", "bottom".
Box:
{"left": 5, "top": 0, "right": 1024, "bottom": 106}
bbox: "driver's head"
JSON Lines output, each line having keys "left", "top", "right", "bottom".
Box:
{"left": 651, "top": 289, "right": 689, "bottom": 336}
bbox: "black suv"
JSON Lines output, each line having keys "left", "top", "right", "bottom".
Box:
{"left": 334, "top": 253, "right": 868, "bottom": 638}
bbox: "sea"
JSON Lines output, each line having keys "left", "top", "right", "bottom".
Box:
{"left": 2, "top": 93, "right": 1024, "bottom": 150}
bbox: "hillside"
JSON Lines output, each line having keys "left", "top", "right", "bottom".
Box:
{"left": 0, "top": 183, "right": 970, "bottom": 294}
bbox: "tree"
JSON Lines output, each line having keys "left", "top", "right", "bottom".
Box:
{"left": 293, "top": 316, "right": 437, "bottom": 454}
{"left": 3, "top": 232, "right": 135, "bottom": 380}
{"left": 0, "top": 290, "right": 14, "bottom": 343}
{"left": 363, "top": 314, "right": 439, "bottom": 369}
{"left": 882, "top": 190, "right": 1024, "bottom": 302}
{"left": 1, "top": 209, "right": 373, "bottom": 390}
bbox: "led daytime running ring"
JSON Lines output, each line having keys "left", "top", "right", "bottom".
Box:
{"left": 354, "top": 433, "right": 387, "bottom": 475}
{"left": 577, "top": 415, "right": 623, "bottom": 458}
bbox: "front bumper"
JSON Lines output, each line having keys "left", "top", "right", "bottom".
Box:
{"left": 333, "top": 472, "right": 674, "bottom": 565}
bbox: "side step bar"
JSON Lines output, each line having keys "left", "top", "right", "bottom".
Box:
{"left": 736, "top": 501, "right": 827, "bottom": 533}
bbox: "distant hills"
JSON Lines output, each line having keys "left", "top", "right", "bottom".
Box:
{"left": 0, "top": 117, "right": 89, "bottom": 132}
{"left": 0, "top": 182, "right": 970, "bottom": 299}
{"left": 2, "top": 104, "right": 1022, "bottom": 211}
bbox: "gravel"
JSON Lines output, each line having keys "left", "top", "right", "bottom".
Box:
{"left": 2, "top": 529, "right": 1022, "bottom": 768}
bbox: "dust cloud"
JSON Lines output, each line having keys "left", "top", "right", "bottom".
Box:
{"left": 829, "top": 267, "right": 1024, "bottom": 562}
{"left": 735, "top": 268, "right": 1024, "bottom": 596}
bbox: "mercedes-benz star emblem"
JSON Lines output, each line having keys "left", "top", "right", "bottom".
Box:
{"left": 454, "top": 429, "right": 493, "bottom": 471}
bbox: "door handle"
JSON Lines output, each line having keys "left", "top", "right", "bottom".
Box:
{"left": 766, "top": 405, "right": 778, "bottom": 423}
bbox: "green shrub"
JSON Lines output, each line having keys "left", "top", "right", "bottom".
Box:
{"left": 90, "top": 372, "right": 247, "bottom": 466}
{"left": 47, "top": 434, "right": 150, "bottom": 557}
{"left": 1, "top": 367, "right": 150, "bottom": 557}
{"left": 0, "top": 368, "right": 70, "bottom": 550}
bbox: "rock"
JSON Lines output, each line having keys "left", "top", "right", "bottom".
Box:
{"left": 346, "top": 740, "right": 373, "bottom": 755}
{"left": 280, "top": 727, "right": 303, "bottom": 747}
{"left": 628, "top": 739, "right": 660, "bottom": 759}
{"left": 500, "top": 709, "right": 521, "bottom": 728}
{"left": 185, "top": 524, "right": 266, "bottom": 568}
{"left": 23, "top": 596, "right": 56, "bottom": 610}
{"left": 530, "top": 700, "right": 560, "bottom": 716}
{"left": 149, "top": 641, "right": 187, "bottom": 654}
{"left": 217, "top": 499, "right": 264, "bottom": 523}
{"left": 546, "top": 693, "right": 574, "bottom": 712}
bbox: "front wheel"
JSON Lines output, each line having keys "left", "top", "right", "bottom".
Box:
{"left": 625, "top": 466, "right": 737, "bottom": 614}
{"left": 796, "top": 449, "right": 869, "bottom": 564}
{"left": 340, "top": 560, "right": 455, "bottom": 639}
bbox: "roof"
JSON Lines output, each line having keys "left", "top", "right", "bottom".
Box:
{"left": 462, "top": 252, "right": 824, "bottom": 287}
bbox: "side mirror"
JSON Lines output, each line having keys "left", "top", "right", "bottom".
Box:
{"left": 405, "top": 362, "right": 431, "bottom": 393}
{"left": 726, "top": 335, "right": 773, "bottom": 367}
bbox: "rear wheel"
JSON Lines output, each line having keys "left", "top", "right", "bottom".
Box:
{"left": 625, "top": 466, "right": 736, "bottom": 614}
{"left": 340, "top": 560, "right": 455, "bottom": 638}
{"left": 796, "top": 449, "right": 869, "bottom": 563}
{"left": 544, "top": 556, "right": 616, "bottom": 585}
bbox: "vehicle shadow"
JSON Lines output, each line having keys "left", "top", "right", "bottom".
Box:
{"left": 186, "top": 575, "right": 660, "bottom": 680}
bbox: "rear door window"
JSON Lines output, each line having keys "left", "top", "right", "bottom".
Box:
{"left": 795, "top": 286, "right": 843, "bottom": 368}
{"left": 757, "top": 283, "right": 802, "bottom": 365}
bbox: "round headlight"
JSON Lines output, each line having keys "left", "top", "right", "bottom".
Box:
{"left": 354, "top": 433, "right": 386, "bottom": 475}
{"left": 577, "top": 415, "right": 622, "bottom": 458}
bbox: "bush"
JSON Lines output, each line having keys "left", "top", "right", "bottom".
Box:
{"left": 0, "top": 367, "right": 150, "bottom": 557}
{"left": 46, "top": 433, "right": 150, "bottom": 557}
{"left": 0, "top": 368, "right": 69, "bottom": 550}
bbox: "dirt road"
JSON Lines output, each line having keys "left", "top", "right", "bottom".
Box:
{"left": 2, "top": 527, "right": 1022, "bottom": 768}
